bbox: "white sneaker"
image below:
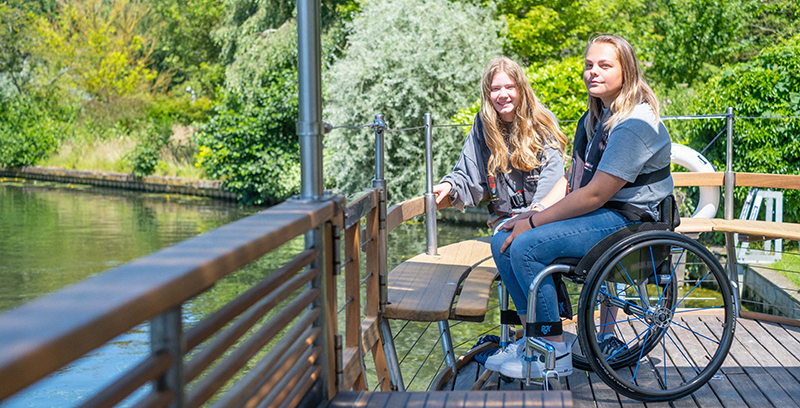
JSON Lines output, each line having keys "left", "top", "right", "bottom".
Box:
{"left": 484, "top": 337, "right": 524, "bottom": 371}
{"left": 499, "top": 339, "right": 572, "bottom": 379}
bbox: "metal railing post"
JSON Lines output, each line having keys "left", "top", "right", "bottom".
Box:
{"left": 371, "top": 114, "right": 405, "bottom": 391}
{"left": 297, "top": 0, "right": 333, "bottom": 401}
{"left": 424, "top": 113, "right": 439, "bottom": 256}
{"left": 150, "top": 307, "right": 184, "bottom": 408}
{"left": 372, "top": 114, "right": 388, "bottom": 314}
{"left": 723, "top": 106, "right": 742, "bottom": 315}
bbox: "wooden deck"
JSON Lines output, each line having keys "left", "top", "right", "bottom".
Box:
{"left": 329, "top": 390, "right": 573, "bottom": 407}
{"left": 441, "top": 316, "right": 800, "bottom": 408}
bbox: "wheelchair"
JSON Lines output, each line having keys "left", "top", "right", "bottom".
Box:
{"left": 497, "top": 196, "right": 737, "bottom": 402}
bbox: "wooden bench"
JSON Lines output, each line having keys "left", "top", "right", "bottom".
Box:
{"left": 673, "top": 172, "right": 800, "bottom": 242}
{"left": 385, "top": 236, "right": 497, "bottom": 322}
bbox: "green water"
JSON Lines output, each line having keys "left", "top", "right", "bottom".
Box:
{"left": 0, "top": 180, "right": 493, "bottom": 404}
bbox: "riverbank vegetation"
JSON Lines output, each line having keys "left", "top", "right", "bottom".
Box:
{"left": 0, "top": 0, "right": 798, "bottom": 208}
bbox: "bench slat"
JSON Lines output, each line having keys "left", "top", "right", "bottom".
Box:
{"left": 386, "top": 237, "right": 493, "bottom": 322}
{"left": 452, "top": 258, "right": 498, "bottom": 322}
{"left": 677, "top": 217, "right": 800, "bottom": 241}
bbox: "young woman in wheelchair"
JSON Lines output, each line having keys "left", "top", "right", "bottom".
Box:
{"left": 487, "top": 35, "right": 674, "bottom": 379}
{"left": 432, "top": 57, "right": 568, "bottom": 233}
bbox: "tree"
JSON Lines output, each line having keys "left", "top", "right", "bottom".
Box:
{"left": 32, "top": 0, "right": 161, "bottom": 103}
{"left": 195, "top": 20, "right": 300, "bottom": 205}
{"left": 683, "top": 35, "right": 800, "bottom": 221}
{"left": 645, "top": 0, "right": 756, "bottom": 87}
{"left": 324, "top": 0, "right": 501, "bottom": 203}
{"left": 144, "top": 0, "right": 225, "bottom": 98}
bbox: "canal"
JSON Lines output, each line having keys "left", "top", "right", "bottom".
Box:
{"left": 0, "top": 179, "right": 493, "bottom": 405}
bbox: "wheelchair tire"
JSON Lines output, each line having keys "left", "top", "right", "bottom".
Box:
{"left": 577, "top": 231, "right": 736, "bottom": 402}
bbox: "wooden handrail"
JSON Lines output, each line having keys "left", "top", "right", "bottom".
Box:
{"left": 671, "top": 171, "right": 800, "bottom": 190}
{"left": 386, "top": 196, "right": 452, "bottom": 233}
{"left": 0, "top": 198, "right": 342, "bottom": 402}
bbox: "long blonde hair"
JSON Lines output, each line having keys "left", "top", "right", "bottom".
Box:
{"left": 479, "top": 57, "right": 567, "bottom": 177}
{"left": 584, "top": 35, "right": 660, "bottom": 137}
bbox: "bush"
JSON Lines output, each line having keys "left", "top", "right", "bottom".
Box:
{"left": 195, "top": 102, "right": 300, "bottom": 205}
{"left": 324, "top": 0, "right": 501, "bottom": 202}
{"left": 194, "top": 20, "right": 300, "bottom": 205}
{"left": 0, "top": 96, "right": 64, "bottom": 167}
{"left": 683, "top": 35, "right": 800, "bottom": 221}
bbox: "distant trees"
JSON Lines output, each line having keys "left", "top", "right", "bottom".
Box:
{"left": 323, "top": 0, "right": 501, "bottom": 202}
{"left": 1, "top": 0, "right": 798, "bottom": 205}
{"left": 683, "top": 35, "right": 800, "bottom": 221}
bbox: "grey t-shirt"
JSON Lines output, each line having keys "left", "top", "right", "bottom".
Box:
{"left": 595, "top": 104, "right": 673, "bottom": 220}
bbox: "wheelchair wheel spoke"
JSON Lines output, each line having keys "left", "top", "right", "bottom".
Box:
{"left": 616, "top": 261, "right": 649, "bottom": 306}
{"left": 671, "top": 320, "right": 720, "bottom": 345}
{"left": 666, "top": 330, "right": 700, "bottom": 374}
{"left": 671, "top": 270, "right": 714, "bottom": 313}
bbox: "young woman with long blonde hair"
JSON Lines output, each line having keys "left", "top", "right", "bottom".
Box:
{"left": 433, "top": 57, "right": 568, "bottom": 232}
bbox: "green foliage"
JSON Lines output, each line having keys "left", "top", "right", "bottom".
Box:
{"left": 645, "top": 0, "right": 756, "bottom": 86}
{"left": 0, "top": 96, "right": 64, "bottom": 167}
{"left": 684, "top": 35, "right": 800, "bottom": 221}
{"left": 195, "top": 101, "right": 300, "bottom": 205}
{"left": 32, "top": 0, "right": 161, "bottom": 102}
{"left": 125, "top": 119, "right": 172, "bottom": 177}
{"left": 526, "top": 56, "right": 587, "bottom": 137}
{"left": 497, "top": 0, "right": 607, "bottom": 63}
{"left": 195, "top": 20, "right": 299, "bottom": 205}
{"left": 325, "top": 0, "right": 501, "bottom": 202}
{"left": 0, "top": 3, "right": 31, "bottom": 96}
{"left": 145, "top": 0, "right": 225, "bottom": 97}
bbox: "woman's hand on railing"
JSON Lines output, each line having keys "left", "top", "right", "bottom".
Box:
{"left": 433, "top": 182, "right": 452, "bottom": 204}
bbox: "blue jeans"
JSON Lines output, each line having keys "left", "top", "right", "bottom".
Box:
{"left": 490, "top": 208, "right": 635, "bottom": 323}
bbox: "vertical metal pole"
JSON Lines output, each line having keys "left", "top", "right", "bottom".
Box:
{"left": 724, "top": 107, "right": 734, "bottom": 221}
{"left": 297, "top": 0, "right": 323, "bottom": 201}
{"left": 438, "top": 321, "right": 457, "bottom": 371}
{"left": 723, "top": 106, "right": 741, "bottom": 315}
{"left": 297, "top": 0, "right": 332, "bottom": 400}
{"left": 151, "top": 307, "right": 184, "bottom": 408}
{"left": 371, "top": 114, "right": 405, "bottom": 391}
{"left": 372, "top": 114, "right": 388, "bottom": 314}
{"left": 424, "top": 113, "right": 439, "bottom": 256}
{"left": 498, "top": 282, "right": 511, "bottom": 348}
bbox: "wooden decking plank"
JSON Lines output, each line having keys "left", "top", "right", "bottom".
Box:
{"left": 733, "top": 319, "right": 800, "bottom": 407}
{"left": 588, "top": 371, "right": 623, "bottom": 408}
{"left": 667, "top": 317, "right": 734, "bottom": 407}
{"left": 443, "top": 391, "right": 469, "bottom": 408}
{"left": 783, "top": 324, "right": 800, "bottom": 350}
{"left": 480, "top": 371, "right": 500, "bottom": 390}
{"left": 565, "top": 371, "right": 596, "bottom": 408}
{"left": 758, "top": 321, "right": 800, "bottom": 373}
{"left": 453, "top": 361, "right": 480, "bottom": 392}
{"left": 695, "top": 315, "right": 785, "bottom": 408}
{"left": 689, "top": 315, "right": 743, "bottom": 375}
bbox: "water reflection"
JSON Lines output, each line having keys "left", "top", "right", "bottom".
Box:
{"left": 0, "top": 180, "right": 494, "bottom": 404}
{"left": 0, "top": 180, "right": 257, "bottom": 407}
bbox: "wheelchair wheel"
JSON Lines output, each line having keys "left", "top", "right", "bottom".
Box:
{"left": 577, "top": 231, "right": 736, "bottom": 402}
{"left": 571, "top": 275, "right": 678, "bottom": 372}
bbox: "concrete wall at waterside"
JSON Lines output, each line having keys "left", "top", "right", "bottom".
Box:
{"left": 0, "top": 166, "right": 236, "bottom": 200}
{"left": 743, "top": 265, "right": 800, "bottom": 319}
